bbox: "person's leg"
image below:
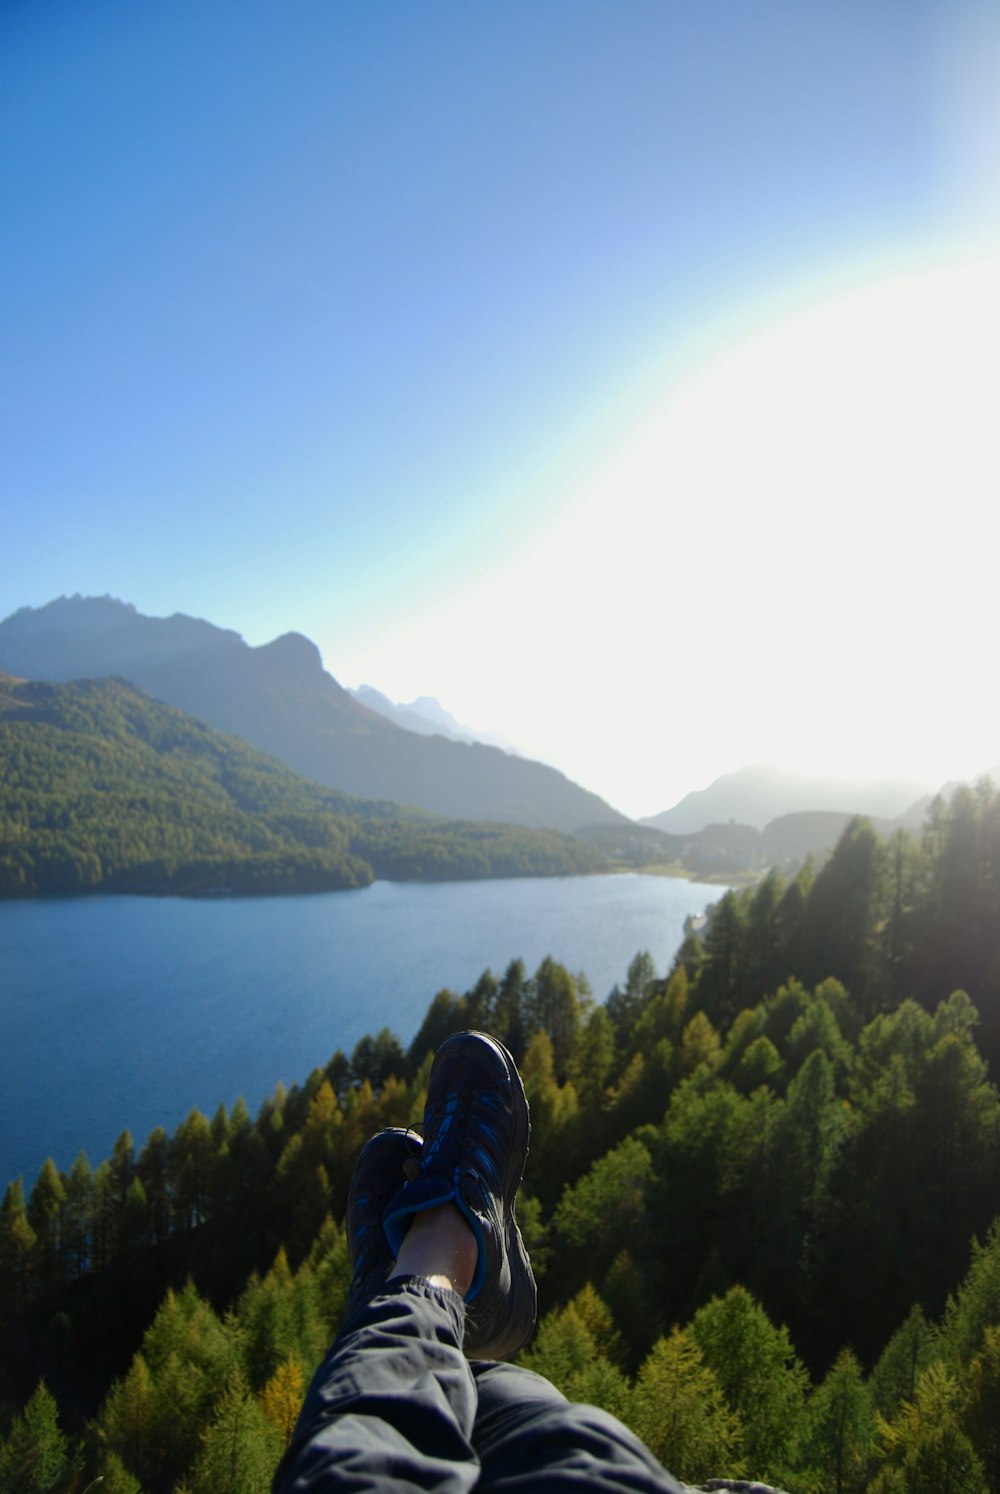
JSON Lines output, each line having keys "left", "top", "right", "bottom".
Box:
{"left": 471, "top": 1360, "right": 685, "bottom": 1494}
{"left": 275, "top": 1029, "right": 537, "bottom": 1493}
{"left": 275, "top": 1032, "right": 684, "bottom": 1494}
{"left": 379, "top": 1031, "right": 682, "bottom": 1490}
{"left": 273, "top": 1135, "right": 481, "bottom": 1494}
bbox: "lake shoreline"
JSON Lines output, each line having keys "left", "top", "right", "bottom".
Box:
{"left": 0, "top": 873, "right": 725, "bottom": 1187}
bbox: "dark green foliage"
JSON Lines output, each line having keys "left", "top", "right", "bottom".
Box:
{"left": 3, "top": 794, "right": 1000, "bottom": 1491}
{"left": 0, "top": 1382, "right": 69, "bottom": 1493}
{"left": 683, "top": 782, "right": 1000, "bottom": 1075}
{"left": 629, "top": 1326, "right": 744, "bottom": 1483}
{"left": 690, "top": 1285, "right": 809, "bottom": 1483}
{"left": 869, "top": 1305, "right": 939, "bottom": 1418}
{"left": 801, "top": 1348, "right": 877, "bottom": 1494}
{"left": 0, "top": 677, "right": 604, "bottom": 899}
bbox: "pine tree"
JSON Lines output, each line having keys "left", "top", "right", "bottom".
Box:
{"left": 690, "top": 1285, "right": 808, "bottom": 1484}
{"left": 188, "top": 1369, "right": 282, "bottom": 1494}
{"left": 0, "top": 1381, "right": 69, "bottom": 1494}
{"left": 519, "top": 1288, "right": 629, "bottom": 1421}
{"left": 261, "top": 1357, "right": 305, "bottom": 1447}
{"left": 940, "top": 1217, "right": 1000, "bottom": 1366}
{"left": 0, "top": 1179, "right": 37, "bottom": 1310}
{"left": 26, "top": 1159, "right": 66, "bottom": 1286}
{"left": 99, "top": 1353, "right": 157, "bottom": 1484}
{"left": 875, "top": 1361, "right": 985, "bottom": 1494}
{"left": 95, "top": 1450, "right": 143, "bottom": 1494}
{"left": 801, "top": 1347, "right": 876, "bottom": 1494}
{"left": 551, "top": 1136, "right": 652, "bottom": 1284}
{"left": 62, "top": 1150, "right": 93, "bottom": 1276}
{"left": 629, "top": 1327, "right": 744, "bottom": 1485}
{"left": 964, "top": 1324, "right": 1000, "bottom": 1494}
{"left": 869, "top": 1305, "right": 939, "bottom": 1419}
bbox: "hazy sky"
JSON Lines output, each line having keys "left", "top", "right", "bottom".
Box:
{"left": 3, "top": 1, "right": 998, "bottom": 817}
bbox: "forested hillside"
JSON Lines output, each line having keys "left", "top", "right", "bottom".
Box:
{"left": 1, "top": 783, "right": 999, "bottom": 1492}
{"left": 0, "top": 597, "right": 628, "bottom": 832}
{"left": 0, "top": 675, "right": 603, "bottom": 896}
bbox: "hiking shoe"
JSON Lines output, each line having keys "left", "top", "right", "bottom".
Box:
{"left": 382, "top": 1030, "right": 536, "bottom": 1360}
{"left": 344, "top": 1127, "right": 423, "bottom": 1327}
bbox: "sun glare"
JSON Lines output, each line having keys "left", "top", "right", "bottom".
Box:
{"left": 334, "top": 257, "right": 999, "bottom": 814}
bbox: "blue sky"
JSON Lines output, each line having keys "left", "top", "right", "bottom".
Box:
{"left": 3, "top": 1, "right": 998, "bottom": 814}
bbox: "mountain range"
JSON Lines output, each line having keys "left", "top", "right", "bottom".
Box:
{"left": 641, "top": 762, "right": 937, "bottom": 834}
{"left": 0, "top": 597, "right": 626, "bottom": 834}
{"left": 0, "top": 673, "right": 603, "bottom": 896}
{"left": 3, "top": 597, "right": 992, "bottom": 858}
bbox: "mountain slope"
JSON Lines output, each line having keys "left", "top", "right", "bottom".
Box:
{"left": 0, "top": 597, "right": 627, "bottom": 833}
{"left": 0, "top": 675, "right": 604, "bottom": 896}
{"left": 642, "top": 762, "right": 936, "bottom": 834}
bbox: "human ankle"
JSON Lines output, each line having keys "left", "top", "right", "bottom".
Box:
{"left": 389, "top": 1203, "right": 478, "bottom": 1297}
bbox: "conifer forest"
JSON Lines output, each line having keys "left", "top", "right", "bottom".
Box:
{"left": 2, "top": 782, "right": 1000, "bottom": 1492}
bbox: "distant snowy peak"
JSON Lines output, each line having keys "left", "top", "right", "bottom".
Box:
{"left": 350, "top": 685, "right": 520, "bottom": 754}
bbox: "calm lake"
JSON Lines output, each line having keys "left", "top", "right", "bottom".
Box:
{"left": 0, "top": 874, "right": 722, "bottom": 1190}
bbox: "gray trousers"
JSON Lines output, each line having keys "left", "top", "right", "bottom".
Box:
{"left": 273, "top": 1276, "right": 684, "bottom": 1493}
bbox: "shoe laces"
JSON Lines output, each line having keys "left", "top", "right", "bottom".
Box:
{"left": 423, "top": 1087, "right": 506, "bottom": 1189}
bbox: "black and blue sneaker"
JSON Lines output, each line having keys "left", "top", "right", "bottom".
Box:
{"left": 344, "top": 1127, "right": 423, "bottom": 1328}
{"left": 382, "top": 1030, "right": 536, "bottom": 1360}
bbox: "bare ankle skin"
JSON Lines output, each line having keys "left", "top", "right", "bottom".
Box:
{"left": 388, "top": 1203, "right": 478, "bottom": 1297}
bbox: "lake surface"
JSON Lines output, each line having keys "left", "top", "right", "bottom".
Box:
{"left": 0, "top": 874, "right": 721, "bottom": 1189}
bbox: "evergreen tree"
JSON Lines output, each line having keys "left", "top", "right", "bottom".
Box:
{"left": 492, "top": 959, "right": 528, "bottom": 1060}
{"left": 26, "top": 1159, "right": 66, "bottom": 1286}
{"left": 188, "top": 1369, "right": 282, "bottom": 1494}
{"left": 95, "top": 1450, "right": 143, "bottom": 1494}
{"left": 524, "top": 958, "right": 582, "bottom": 1080}
{"left": 939, "top": 1218, "right": 1000, "bottom": 1366}
{"left": 261, "top": 1357, "right": 305, "bottom": 1448}
{"left": 690, "top": 1285, "right": 808, "bottom": 1484}
{"left": 874, "top": 1361, "right": 985, "bottom": 1494}
{"left": 0, "top": 1382, "right": 69, "bottom": 1494}
{"left": 799, "top": 817, "right": 884, "bottom": 1014}
{"left": 869, "top": 1305, "right": 939, "bottom": 1419}
{"left": 0, "top": 1179, "right": 37, "bottom": 1311}
{"left": 99, "top": 1353, "right": 157, "bottom": 1486}
{"left": 630, "top": 1327, "right": 744, "bottom": 1485}
{"left": 62, "top": 1150, "right": 93, "bottom": 1277}
{"left": 963, "top": 1322, "right": 1000, "bottom": 1494}
{"left": 695, "top": 890, "right": 746, "bottom": 1028}
{"left": 519, "top": 1287, "right": 629, "bottom": 1421}
{"left": 136, "top": 1128, "right": 171, "bottom": 1247}
{"left": 743, "top": 868, "right": 785, "bottom": 1003}
{"left": 571, "top": 1004, "right": 616, "bottom": 1110}
{"left": 801, "top": 1348, "right": 876, "bottom": 1494}
{"left": 551, "top": 1137, "right": 653, "bottom": 1286}
{"left": 673, "top": 1011, "right": 720, "bottom": 1083}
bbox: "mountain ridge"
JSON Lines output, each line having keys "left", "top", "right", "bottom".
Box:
{"left": 642, "top": 762, "right": 938, "bottom": 834}
{"left": 0, "top": 674, "right": 605, "bottom": 896}
{"left": 0, "top": 597, "right": 627, "bottom": 834}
